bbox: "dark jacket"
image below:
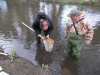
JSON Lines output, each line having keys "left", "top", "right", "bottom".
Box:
{"left": 32, "top": 12, "right": 54, "bottom": 36}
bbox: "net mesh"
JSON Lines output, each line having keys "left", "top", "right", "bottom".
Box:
{"left": 43, "top": 38, "right": 54, "bottom": 52}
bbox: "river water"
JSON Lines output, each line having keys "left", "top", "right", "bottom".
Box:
{"left": 0, "top": 0, "right": 100, "bottom": 75}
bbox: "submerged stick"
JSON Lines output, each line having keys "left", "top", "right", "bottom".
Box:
{"left": 0, "top": 52, "right": 8, "bottom": 56}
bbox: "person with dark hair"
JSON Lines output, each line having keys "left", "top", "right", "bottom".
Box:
{"left": 32, "top": 12, "right": 54, "bottom": 45}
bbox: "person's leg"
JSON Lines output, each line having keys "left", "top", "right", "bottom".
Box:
{"left": 67, "top": 32, "right": 73, "bottom": 57}
{"left": 72, "top": 43, "right": 83, "bottom": 59}
{"left": 36, "top": 35, "right": 41, "bottom": 44}
{"left": 36, "top": 31, "right": 41, "bottom": 44}
{"left": 67, "top": 41, "right": 73, "bottom": 57}
{"left": 72, "top": 35, "right": 84, "bottom": 59}
{"left": 36, "top": 35, "right": 41, "bottom": 47}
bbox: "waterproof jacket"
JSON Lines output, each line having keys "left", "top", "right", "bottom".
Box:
{"left": 64, "top": 17, "right": 94, "bottom": 42}
{"left": 32, "top": 12, "right": 54, "bottom": 35}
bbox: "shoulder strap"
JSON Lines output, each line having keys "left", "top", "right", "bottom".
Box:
{"left": 76, "top": 18, "right": 84, "bottom": 23}
{"left": 68, "top": 18, "right": 84, "bottom": 32}
{"left": 73, "top": 20, "right": 79, "bottom": 35}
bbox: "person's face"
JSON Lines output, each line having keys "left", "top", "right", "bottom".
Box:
{"left": 71, "top": 15, "right": 80, "bottom": 21}
{"left": 42, "top": 21, "right": 48, "bottom": 30}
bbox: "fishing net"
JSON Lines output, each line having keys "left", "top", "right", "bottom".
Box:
{"left": 21, "top": 22, "right": 54, "bottom": 52}
{"left": 43, "top": 38, "right": 54, "bottom": 52}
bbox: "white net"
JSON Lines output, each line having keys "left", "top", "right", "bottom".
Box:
{"left": 43, "top": 38, "right": 54, "bottom": 52}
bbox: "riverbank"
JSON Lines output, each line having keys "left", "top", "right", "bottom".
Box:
{"left": 43, "top": 0, "right": 100, "bottom": 6}
{"left": 0, "top": 52, "right": 52, "bottom": 75}
{"left": 68, "top": 1, "right": 100, "bottom": 6}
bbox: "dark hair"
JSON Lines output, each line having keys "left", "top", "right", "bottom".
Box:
{"left": 39, "top": 19, "right": 50, "bottom": 29}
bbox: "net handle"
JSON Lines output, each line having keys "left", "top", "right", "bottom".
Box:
{"left": 21, "top": 22, "right": 35, "bottom": 32}
{"left": 21, "top": 22, "right": 44, "bottom": 39}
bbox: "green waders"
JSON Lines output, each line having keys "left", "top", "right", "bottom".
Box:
{"left": 67, "top": 32, "right": 85, "bottom": 58}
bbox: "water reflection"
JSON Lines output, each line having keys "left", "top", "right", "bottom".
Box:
{"left": 39, "top": 1, "right": 53, "bottom": 16}
{"left": 35, "top": 46, "right": 53, "bottom": 65}
{"left": 60, "top": 5, "right": 100, "bottom": 28}
{"left": 1, "top": 38, "right": 38, "bottom": 65}
{"left": 0, "top": 0, "right": 7, "bottom": 31}
{"left": 60, "top": 5, "right": 77, "bottom": 27}
{"left": 12, "top": 9, "right": 22, "bottom": 38}
{"left": 0, "top": 0, "right": 100, "bottom": 75}
{"left": 0, "top": 0, "right": 8, "bottom": 16}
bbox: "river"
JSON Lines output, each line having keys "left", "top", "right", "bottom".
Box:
{"left": 0, "top": 0, "right": 100, "bottom": 75}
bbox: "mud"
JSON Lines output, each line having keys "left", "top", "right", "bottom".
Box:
{"left": 0, "top": 51, "right": 52, "bottom": 75}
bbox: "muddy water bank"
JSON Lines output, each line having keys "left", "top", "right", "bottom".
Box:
{"left": 0, "top": 53, "right": 51, "bottom": 75}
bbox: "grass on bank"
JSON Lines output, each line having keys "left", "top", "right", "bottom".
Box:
{"left": 42, "top": 0, "right": 98, "bottom": 4}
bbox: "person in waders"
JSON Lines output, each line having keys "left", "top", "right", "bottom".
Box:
{"left": 64, "top": 9, "right": 94, "bottom": 59}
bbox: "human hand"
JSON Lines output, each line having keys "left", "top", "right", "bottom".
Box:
{"left": 64, "top": 35, "right": 67, "bottom": 39}
{"left": 85, "top": 40, "right": 91, "bottom": 45}
{"left": 45, "top": 35, "right": 49, "bottom": 39}
{"left": 38, "top": 34, "right": 42, "bottom": 37}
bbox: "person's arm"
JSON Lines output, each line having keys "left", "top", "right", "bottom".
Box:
{"left": 32, "top": 16, "right": 41, "bottom": 35}
{"left": 64, "top": 19, "right": 71, "bottom": 38}
{"left": 85, "top": 21, "right": 94, "bottom": 44}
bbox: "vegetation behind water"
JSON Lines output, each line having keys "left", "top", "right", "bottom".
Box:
{"left": 41, "top": 0, "right": 100, "bottom": 6}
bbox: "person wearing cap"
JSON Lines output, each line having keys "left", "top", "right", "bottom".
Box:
{"left": 32, "top": 12, "right": 54, "bottom": 45}
{"left": 64, "top": 9, "right": 94, "bottom": 59}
